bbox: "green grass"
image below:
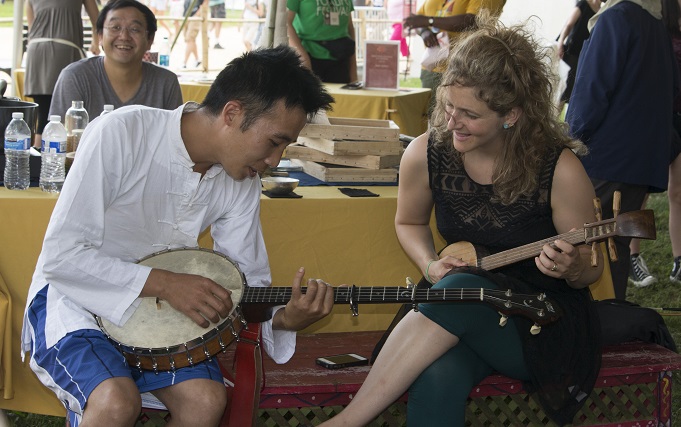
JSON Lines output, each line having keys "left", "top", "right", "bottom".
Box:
{"left": 399, "top": 76, "right": 421, "bottom": 88}
{"left": 7, "top": 411, "right": 64, "bottom": 427}
{"left": 0, "top": 1, "right": 15, "bottom": 28}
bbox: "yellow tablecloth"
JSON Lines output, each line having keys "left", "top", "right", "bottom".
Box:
{"left": 13, "top": 69, "right": 431, "bottom": 138}
{"left": 0, "top": 186, "right": 444, "bottom": 416}
{"left": 180, "top": 82, "right": 431, "bottom": 138}
{"left": 0, "top": 190, "right": 62, "bottom": 416}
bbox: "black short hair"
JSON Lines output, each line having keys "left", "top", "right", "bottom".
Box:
{"left": 201, "top": 46, "right": 335, "bottom": 131}
{"left": 97, "top": 0, "right": 158, "bottom": 39}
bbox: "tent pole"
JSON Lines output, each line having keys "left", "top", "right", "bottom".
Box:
{"left": 11, "top": 0, "right": 25, "bottom": 96}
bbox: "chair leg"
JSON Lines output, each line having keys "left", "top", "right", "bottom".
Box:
{"left": 219, "top": 323, "right": 263, "bottom": 427}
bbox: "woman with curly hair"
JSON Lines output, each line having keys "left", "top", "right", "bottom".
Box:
{"left": 321, "top": 13, "right": 603, "bottom": 427}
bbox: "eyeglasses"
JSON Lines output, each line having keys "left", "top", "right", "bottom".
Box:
{"left": 104, "top": 25, "right": 147, "bottom": 37}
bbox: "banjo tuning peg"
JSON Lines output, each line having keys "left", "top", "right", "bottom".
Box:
{"left": 530, "top": 324, "right": 542, "bottom": 335}
{"left": 498, "top": 313, "right": 508, "bottom": 327}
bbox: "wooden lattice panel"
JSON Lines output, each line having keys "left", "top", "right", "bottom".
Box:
{"left": 134, "top": 339, "right": 681, "bottom": 427}
{"left": 135, "top": 411, "right": 171, "bottom": 427}
{"left": 251, "top": 379, "right": 660, "bottom": 427}
{"left": 257, "top": 404, "right": 408, "bottom": 427}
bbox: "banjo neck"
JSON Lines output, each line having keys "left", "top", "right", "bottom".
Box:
{"left": 241, "top": 285, "right": 561, "bottom": 326}
{"left": 243, "top": 285, "right": 486, "bottom": 306}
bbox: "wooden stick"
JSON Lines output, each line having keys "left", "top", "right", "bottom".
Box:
{"left": 608, "top": 191, "right": 621, "bottom": 262}
{"left": 613, "top": 191, "right": 621, "bottom": 217}
{"left": 591, "top": 198, "right": 602, "bottom": 266}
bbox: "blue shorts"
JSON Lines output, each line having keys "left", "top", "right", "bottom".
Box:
{"left": 26, "top": 286, "right": 224, "bottom": 427}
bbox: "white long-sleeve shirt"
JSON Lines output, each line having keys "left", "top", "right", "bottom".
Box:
{"left": 21, "top": 103, "right": 295, "bottom": 363}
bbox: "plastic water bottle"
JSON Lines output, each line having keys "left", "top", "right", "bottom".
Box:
{"left": 3, "top": 112, "right": 31, "bottom": 190}
{"left": 40, "top": 115, "right": 67, "bottom": 193}
{"left": 65, "top": 100, "right": 89, "bottom": 153}
{"left": 100, "top": 104, "right": 114, "bottom": 116}
{"left": 159, "top": 36, "right": 170, "bottom": 67}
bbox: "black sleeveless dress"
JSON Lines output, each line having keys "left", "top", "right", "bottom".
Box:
{"left": 428, "top": 138, "right": 602, "bottom": 426}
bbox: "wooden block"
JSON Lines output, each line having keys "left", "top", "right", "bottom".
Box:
{"left": 298, "top": 136, "right": 402, "bottom": 156}
{"left": 285, "top": 145, "right": 402, "bottom": 170}
{"left": 292, "top": 159, "right": 398, "bottom": 183}
{"left": 300, "top": 117, "right": 400, "bottom": 142}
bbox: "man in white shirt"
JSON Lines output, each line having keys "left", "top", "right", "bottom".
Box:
{"left": 22, "top": 46, "right": 336, "bottom": 427}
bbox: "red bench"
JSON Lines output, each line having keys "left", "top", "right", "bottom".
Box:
{"left": 211, "top": 330, "right": 681, "bottom": 427}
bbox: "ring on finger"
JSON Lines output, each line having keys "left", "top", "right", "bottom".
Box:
{"left": 550, "top": 262, "right": 558, "bottom": 272}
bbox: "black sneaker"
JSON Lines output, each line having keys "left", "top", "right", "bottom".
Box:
{"left": 670, "top": 257, "right": 681, "bottom": 283}
{"left": 629, "top": 254, "right": 657, "bottom": 288}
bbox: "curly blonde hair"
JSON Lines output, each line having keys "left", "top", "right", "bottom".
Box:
{"left": 430, "top": 12, "right": 586, "bottom": 205}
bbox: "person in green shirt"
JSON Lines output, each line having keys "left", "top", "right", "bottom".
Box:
{"left": 286, "top": 0, "right": 358, "bottom": 83}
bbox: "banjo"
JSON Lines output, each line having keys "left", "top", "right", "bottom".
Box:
{"left": 95, "top": 247, "right": 558, "bottom": 372}
{"left": 97, "top": 209, "right": 655, "bottom": 372}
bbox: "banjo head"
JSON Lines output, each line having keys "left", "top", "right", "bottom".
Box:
{"left": 98, "top": 248, "right": 245, "bottom": 351}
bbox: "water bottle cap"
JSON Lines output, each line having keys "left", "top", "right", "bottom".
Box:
{"left": 11, "top": 112, "right": 23, "bottom": 119}
{"left": 50, "top": 115, "right": 61, "bottom": 122}
{"left": 104, "top": 104, "right": 114, "bottom": 110}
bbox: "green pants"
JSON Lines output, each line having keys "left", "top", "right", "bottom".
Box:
{"left": 408, "top": 273, "right": 530, "bottom": 426}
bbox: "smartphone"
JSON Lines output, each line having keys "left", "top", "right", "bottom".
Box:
{"left": 340, "top": 81, "right": 363, "bottom": 90}
{"left": 316, "top": 353, "right": 369, "bottom": 369}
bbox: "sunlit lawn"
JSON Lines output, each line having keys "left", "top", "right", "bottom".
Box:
{"left": 0, "top": 1, "right": 14, "bottom": 28}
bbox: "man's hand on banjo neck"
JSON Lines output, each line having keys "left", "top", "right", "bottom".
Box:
{"left": 142, "top": 268, "right": 234, "bottom": 328}
{"left": 273, "top": 267, "right": 335, "bottom": 331}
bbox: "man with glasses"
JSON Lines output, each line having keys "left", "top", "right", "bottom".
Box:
{"left": 49, "top": 0, "right": 182, "bottom": 119}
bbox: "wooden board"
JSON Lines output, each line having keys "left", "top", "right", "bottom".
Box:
{"left": 292, "top": 159, "right": 398, "bottom": 183}
{"left": 285, "top": 144, "right": 402, "bottom": 170}
{"left": 300, "top": 117, "right": 400, "bottom": 142}
{"left": 298, "top": 137, "right": 402, "bottom": 156}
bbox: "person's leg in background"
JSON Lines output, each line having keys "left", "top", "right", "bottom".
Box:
{"left": 183, "top": 21, "right": 201, "bottom": 68}
{"left": 150, "top": 0, "right": 172, "bottom": 38}
{"left": 170, "top": 0, "right": 184, "bottom": 37}
{"left": 629, "top": 132, "right": 681, "bottom": 285}
{"left": 628, "top": 194, "right": 657, "bottom": 288}
{"left": 668, "top": 140, "right": 681, "bottom": 282}
{"left": 242, "top": 23, "right": 257, "bottom": 51}
{"left": 211, "top": 3, "right": 225, "bottom": 49}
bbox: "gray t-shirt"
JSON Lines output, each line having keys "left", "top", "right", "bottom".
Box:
{"left": 49, "top": 56, "right": 183, "bottom": 119}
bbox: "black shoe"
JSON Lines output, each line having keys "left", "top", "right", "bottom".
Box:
{"left": 214, "top": 43, "right": 224, "bottom": 49}
{"left": 670, "top": 257, "right": 681, "bottom": 283}
{"left": 629, "top": 254, "right": 656, "bottom": 288}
